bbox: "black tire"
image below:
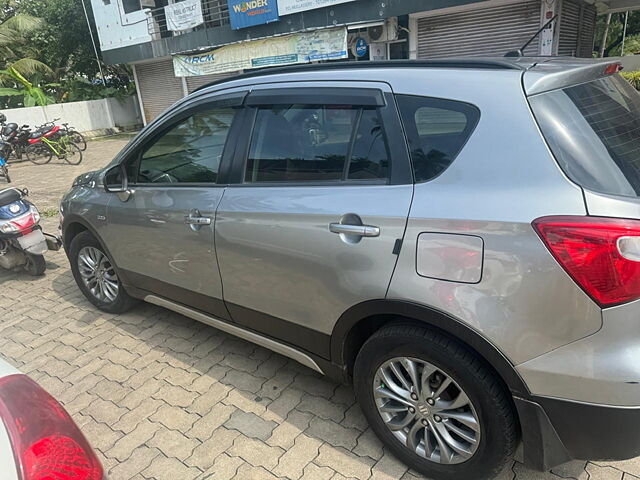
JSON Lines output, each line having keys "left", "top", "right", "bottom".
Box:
{"left": 63, "top": 142, "right": 83, "bottom": 165}
{"left": 24, "top": 254, "right": 46, "bottom": 276}
{"left": 25, "top": 143, "right": 52, "bottom": 165}
{"left": 69, "top": 131, "right": 87, "bottom": 151}
{"left": 2, "top": 165, "right": 10, "bottom": 183}
{"left": 354, "top": 325, "right": 518, "bottom": 480}
{"left": 69, "top": 231, "right": 137, "bottom": 313}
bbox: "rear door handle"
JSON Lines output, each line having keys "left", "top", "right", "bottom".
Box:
{"left": 329, "top": 223, "right": 380, "bottom": 237}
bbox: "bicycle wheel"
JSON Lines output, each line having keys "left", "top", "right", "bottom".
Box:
{"left": 25, "top": 143, "right": 52, "bottom": 165}
{"left": 63, "top": 142, "right": 83, "bottom": 165}
{"left": 69, "top": 131, "right": 87, "bottom": 151}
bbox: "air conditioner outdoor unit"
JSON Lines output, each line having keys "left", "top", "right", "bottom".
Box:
{"left": 367, "top": 17, "right": 398, "bottom": 43}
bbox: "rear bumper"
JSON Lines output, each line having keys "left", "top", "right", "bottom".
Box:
{"left": 517, "top": 395, "right": 640, "bottom": 471}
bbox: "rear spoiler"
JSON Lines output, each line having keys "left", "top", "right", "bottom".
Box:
{"left": 524, "top": 60, "right": 623, "bottom": 96}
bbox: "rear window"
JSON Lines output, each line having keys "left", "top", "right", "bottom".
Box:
{"left": 530, "top": 75, "right": 640, "bottom": 197}
{"left": 397, "top": 95, "right": 480, "bottom": 182}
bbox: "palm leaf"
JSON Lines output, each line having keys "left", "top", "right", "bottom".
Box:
{"left": 0, "top": 14, "right": 43, "bottom": 33}
{"left": 0, "top": 15, "right": 42, "bottom": 47}
{"left": 9, "top": 59, "right": 53, "bottom": 78}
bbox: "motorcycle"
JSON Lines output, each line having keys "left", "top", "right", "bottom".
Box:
{"left": 0, "top": 187, "right": 61, "bottom": 276}
{"left": 1, "top": 122, "right": 31, "bottom": 161}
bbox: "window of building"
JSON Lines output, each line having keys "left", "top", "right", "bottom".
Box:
{"left": 134, "top": 108, "right": 236, "bottom": 184}
{"left": 245, "top": 105, "right": 390, "bottom": 183}
{"left": 122, "top": 0, "right": 142, "bottom": 14}
{"left": 397, "top": 95, "right": 480, "bottom": 182}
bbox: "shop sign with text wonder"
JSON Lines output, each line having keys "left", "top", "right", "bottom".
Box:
{"left": 228, "top": 0, "right": 279, "bottom": 29}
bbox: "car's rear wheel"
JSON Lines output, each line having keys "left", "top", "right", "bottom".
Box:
{"left": 69, "top": 231, "right": 137, "bottom": 313}
{"left": 354, "top": 325, "right": 517, "bottom": 480}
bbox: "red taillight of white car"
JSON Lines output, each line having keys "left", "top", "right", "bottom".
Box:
{"left": 0, "top": 374, "right": 103, "bottom": 480}
{"left": 533, "top": 216, "right": 640, "bottom": 307}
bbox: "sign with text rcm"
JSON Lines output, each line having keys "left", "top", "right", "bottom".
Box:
{"left": 228, "top": 0, "right": 279, "bottom": 30}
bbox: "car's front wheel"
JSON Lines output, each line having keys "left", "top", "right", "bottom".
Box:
{"left": 69, "top": 231, "right": 137, "bottom": 313}
{"left": 354, "top": 325, "right": 518, "bottom": 480}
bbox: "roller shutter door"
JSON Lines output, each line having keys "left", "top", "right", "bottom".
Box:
{"left": 416, "top": 1, "right": 542, "bottom": 58}
{"left": 135, "top": 60, "right": 184, "bottom": 123}
{"left": 558, "top": 0, "right": 596, "bottom": 57}
{"left": 185, "top": 72, "right": 238, "bottom": 94}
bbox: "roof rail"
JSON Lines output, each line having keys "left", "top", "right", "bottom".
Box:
{"left": 193, "top": 58, "right": 524, "bottom": 93}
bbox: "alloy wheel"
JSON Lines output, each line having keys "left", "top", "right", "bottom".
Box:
{"left": 78, "top": 246, "right": 119, "bottom": 302}
{"left": 373, "top": 357, "right": 481, "bottom": 465}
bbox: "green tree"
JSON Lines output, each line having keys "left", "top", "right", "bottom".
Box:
{"left": 20, "top": 0, "right": 103, "bottom": 80}
{"left": 595, "top": 11, "right": 640, "bottom": 57}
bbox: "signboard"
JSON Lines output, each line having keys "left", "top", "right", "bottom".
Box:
{"left": 228, "top": 0, "right": 279, "bottom": 30}
{"left": 165, "top": 0, "right": 204, "bottom": 32}
{"left": 173, "top": 27, "right": 348, "bottom": 76}
{"left": 354, "top": 37, "right": 368, "bottom": 57}
{"left": 277, "top": 0, "right": 356, "bottom": 16}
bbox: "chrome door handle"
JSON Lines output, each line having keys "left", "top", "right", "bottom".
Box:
{"left": 185, "top": 209, "right": 212, "bottom": 231}
{"left": 185, "top": 215, "right": 212, "bottom": 225}
{"left": 329, "top": 223, "right": 380, "bottom": 237}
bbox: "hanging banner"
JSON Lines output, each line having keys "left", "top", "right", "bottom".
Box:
{"left": 228, "top": 0, "right": 279, "bottom": 30}
{"left": 165, "top": 0, "right": 204, "bottom": 32}
{"left": 173, "top": 27, "right": 348, "bottom": 76}
{"left": 277, "top": 0, "right": 356, "bottom": 16}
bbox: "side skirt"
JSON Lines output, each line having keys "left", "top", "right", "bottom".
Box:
{"left": 143, "top": 294, "right": 325, "bottom": 375}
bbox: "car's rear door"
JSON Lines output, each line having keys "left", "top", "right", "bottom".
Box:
{"left": 215, "top": 81, "right": 414, "bottom": 358}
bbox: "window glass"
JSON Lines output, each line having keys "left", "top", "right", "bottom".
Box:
{"left": 397, "top": 95, "right": 480, "bottom": 182}
{"left": 245, "top": 105, "right": 390, "bottom": 183}
{"left": 136, "top": 108, "right": 235, "bottom": 184}
{"left": 122, "top": 0, "right": 141, "bottom": 13}
{"left": 348, "top": 109, "right": 389, "bottom": 180}
{"left": 530, "top": 75, "right": 640, "bottom": 197}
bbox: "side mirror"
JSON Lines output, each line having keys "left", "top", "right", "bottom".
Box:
{"left": 104, "top": 164, "right": 128, "bottom": 193}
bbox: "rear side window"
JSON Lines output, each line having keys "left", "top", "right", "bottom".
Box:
{"left": 396, "top": 95, "right": 480, "bottom": 182}
{"left": 245, "top": 105, "right": 390, "bottom": 183}
{"left": 530, "top": 75, "right": 640, "bottom": 197}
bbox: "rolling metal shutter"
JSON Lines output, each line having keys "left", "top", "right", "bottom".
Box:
{"left": 185, "top": 72, "right": 237, "bottom": 93}
{"left": 416, "top": 1, "right": 542, "bottom": 58}
{"left": 578, "top": 3, "right": 597, "bottom": 57}
{"left": 558, "top": 0, "right": 596, "bottom": 57}
{"left": 135, "top": 60, "right": 185, "bottom": 123}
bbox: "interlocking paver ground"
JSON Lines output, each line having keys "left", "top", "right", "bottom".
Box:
{"left": 0, "top": 138, "right": 638, "bottom": 479}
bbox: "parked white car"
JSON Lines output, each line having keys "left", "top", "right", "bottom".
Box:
{"left": 0, "top": 357, "right": 103, "bottom": 479}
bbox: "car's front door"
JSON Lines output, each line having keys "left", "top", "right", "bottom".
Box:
{"left": 215, "top": 82, "right": 414, "bottom": 357}
{"left": 103, "top": 93, "right": 244, "bottom": 319}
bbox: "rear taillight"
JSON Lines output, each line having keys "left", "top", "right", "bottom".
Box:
{"left": 0, "top": 374, "right": 103, "bottom": 480}
{"left": 533, "top": 216, "right": 640, "bottom": 307}
{"left": 604, "top": 62, "right": 623, "bottom": 75}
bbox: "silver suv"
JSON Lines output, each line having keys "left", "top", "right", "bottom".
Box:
{"left": 60, "top": 58, "right": 640, "bottom": 479}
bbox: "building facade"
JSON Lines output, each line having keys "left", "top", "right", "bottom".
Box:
{"left": 91, "top": 0, "right": 602, "bottom": 124}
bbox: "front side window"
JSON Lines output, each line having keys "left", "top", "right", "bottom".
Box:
{"left": 245, "top": 104, "right": 390, "bottom": 183}
{"left": 397, "top": 95, "right": 480, "bottom": 182}
{"left": 134, "top": 108, "right": 235, "bottom": 184}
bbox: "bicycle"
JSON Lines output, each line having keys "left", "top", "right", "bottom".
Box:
{"left": 25, "top": 126, "right": 82, "bottom": 165}
{"left": 61, "top": 122, "right": 87, "bottom": 151}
